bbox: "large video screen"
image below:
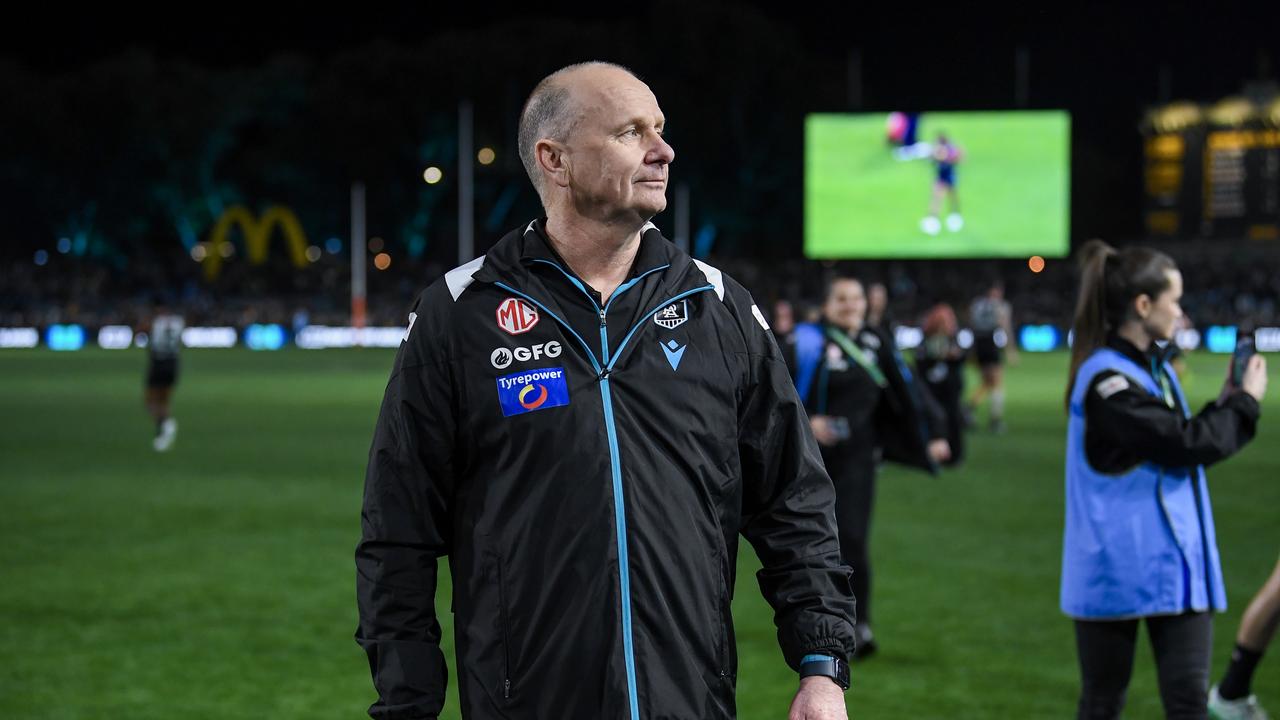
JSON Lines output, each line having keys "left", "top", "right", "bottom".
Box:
{"left": 805, "top": 111, "right": 1070, "bottom": 259}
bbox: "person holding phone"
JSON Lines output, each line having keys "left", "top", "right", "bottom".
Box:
{"left": 791, "top": 275, "right": 950, "bottom": 659}
{"left": 1061, "top": 240, "right": 1267, "bottom": 719}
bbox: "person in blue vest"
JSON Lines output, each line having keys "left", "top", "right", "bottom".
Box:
{"left": 1062, "top": 239, "right": 1267, "bottom": 719}
{"left": 791, "top": 275, "right": 950, "bottom": 659}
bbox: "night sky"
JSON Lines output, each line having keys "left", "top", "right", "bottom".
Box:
{"left": 5, "top": 2, "right": 1278, "bottom": 250}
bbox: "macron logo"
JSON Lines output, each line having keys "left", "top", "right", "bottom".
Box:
{"left": 660, "top": 339, "right": 686, "bottom": 371}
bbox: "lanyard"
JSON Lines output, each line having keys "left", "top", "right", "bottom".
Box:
{"left": 1150, "top": 358, "right": 1176, "bottom": 410}
{"left": 825, "top": 326, "right": 888, "bottom": 388}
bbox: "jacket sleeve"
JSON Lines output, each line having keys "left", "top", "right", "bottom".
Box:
{"left": 871, "top": 331, "right": 941, "bottom": 473}
{"left": 1084, "top": 369, "right": 1260, "bottom": 468}
{"left": 728, "top": 285, "right": 858, "bottom": 668}
{"left": 355, "top": 288, "right": 456, "bottom": 720}
{"left": 910, "top": 360, "right": 949, "bottom": 441}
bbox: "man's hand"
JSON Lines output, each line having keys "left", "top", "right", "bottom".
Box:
{"left": 788, "top": 676, "right": 847, "bottom": 720}
{"left": 927, "top": 438, "right": 951, "bottom": 463}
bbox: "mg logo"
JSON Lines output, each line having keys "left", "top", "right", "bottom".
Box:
{"left": 496, "top": 298, "right": 539, "bottom": 335}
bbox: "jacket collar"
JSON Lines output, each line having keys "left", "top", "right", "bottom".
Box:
{"left": 1107, "top": 333, "right": 1175, "bottom": 369}
{"left": 472, "top": 217, "right": 705, "bottom": 298}
{"left": 518, "top": 218, "right": 674, "bottom": 283}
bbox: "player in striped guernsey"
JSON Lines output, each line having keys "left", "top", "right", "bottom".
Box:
{"left": 144, "top": 301, "right": 184, "bottom": 451}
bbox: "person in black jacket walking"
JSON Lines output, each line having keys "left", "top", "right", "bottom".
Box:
{"left": 915, "top": 302, "right": 967, "bottom": 466}
{"left": 356, "top": 62, "right": 856, "bottom": 720}
{"left": 790, "top": 275, "right": 950, "bottom": 660}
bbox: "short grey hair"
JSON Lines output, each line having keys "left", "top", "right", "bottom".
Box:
{"left": 517, "top": 61, "right": 637, "bottom": 202}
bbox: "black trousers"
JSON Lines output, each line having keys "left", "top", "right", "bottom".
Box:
{"left": 1075, "top": 612, "right": 1213, "bottom": 720}
{"left": 823, "top": 447, "right": 876, "bottom": 625}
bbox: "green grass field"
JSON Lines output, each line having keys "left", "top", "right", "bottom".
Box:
{"left": 1, "top": 348, "right": 1275, "bottom": 718}
{"left": 805, "top": 112, "right": 1070, "bottom": 259}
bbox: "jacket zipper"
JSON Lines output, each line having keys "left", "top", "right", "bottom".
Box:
{"left": 494, "top": 276, "right": 716, "bottom": 720}
{"left": 715, "top": 540, "right": 731, "bottom": 678}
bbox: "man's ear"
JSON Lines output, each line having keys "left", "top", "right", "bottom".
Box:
{"left": 536, "top": 139, "right": 570, "bottom": 189}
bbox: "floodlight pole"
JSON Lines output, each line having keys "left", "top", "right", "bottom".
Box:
{"left": 351, "top": 182, "right": 367, "bottom": 329}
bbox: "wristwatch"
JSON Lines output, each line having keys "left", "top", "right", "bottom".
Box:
{"left": 799, "top": 654, "right": 850, "bottom": 691}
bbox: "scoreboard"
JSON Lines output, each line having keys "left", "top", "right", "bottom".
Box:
{"left": 1144, "top": 97, "right": 1280, "bottom": 241}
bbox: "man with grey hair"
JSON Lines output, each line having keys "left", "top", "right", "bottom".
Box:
{"left": 357, "top": 61, "right": 857, "bottom": 720}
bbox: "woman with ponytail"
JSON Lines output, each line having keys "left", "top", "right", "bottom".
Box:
{"left": 1061, "top": 239, "right": 1268, "bottom": 719}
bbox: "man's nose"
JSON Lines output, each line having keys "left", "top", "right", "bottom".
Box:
{"left": 647, "top": 134, "right": 675, "bottom": 165}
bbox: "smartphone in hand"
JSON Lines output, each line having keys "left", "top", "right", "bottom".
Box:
{"left": 830, "top": 417, "right": 852, "bottom": 441}
{"left": 1231, "top": 334, "right": 1256, "bottom": 388}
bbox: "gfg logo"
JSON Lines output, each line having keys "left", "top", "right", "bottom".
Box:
{"left": 491, "top": 341, "right": 562, "bottom": 369}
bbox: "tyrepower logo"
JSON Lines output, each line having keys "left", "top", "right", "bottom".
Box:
{"left": 496, "top": 298, "right": 539, "bottom": 335}
{"left": 491, "top": 341, "right": 562, "bottom": 369}
{"left": 495, "top": 366, "right": 570, "bottom": 417}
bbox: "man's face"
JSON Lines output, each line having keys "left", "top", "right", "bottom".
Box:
{"left": 823, "top": 279, "right": 866, "bottom": 333}
{"left": 561, "top": 70, "right": 675, "bottom": 222}
{"left": 868, "top": 284, "right": 887, "bottom": 314}
{"left": 773, "top": 300, "right": 795, "bottom": 334}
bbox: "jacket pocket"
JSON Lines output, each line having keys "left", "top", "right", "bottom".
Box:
{"left": 495, "top": 554, "right": 514, "bottom": 699}
{"left": 715, "top": 550, "right": 734, "bottom": 681}
{"left": 706, "top": 512, "right": 735, "bottom": 682}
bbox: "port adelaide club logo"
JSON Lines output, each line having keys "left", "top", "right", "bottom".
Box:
{"left": 653, "top": 300, "right": 688, "bottom": 330}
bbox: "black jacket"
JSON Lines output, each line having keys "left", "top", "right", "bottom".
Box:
{"left": 793, "top": 322, "right": 945, "bottom": 475}
{"left": 356, "top": 220, "right": 856, "bottom": 720}
{"left": 1083, "top": 336, "right": 1260, "bottom": 474}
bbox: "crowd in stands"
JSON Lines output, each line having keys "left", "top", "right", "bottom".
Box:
{"left": 4, "top": 238, "right": 1276, "bottom": 335}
